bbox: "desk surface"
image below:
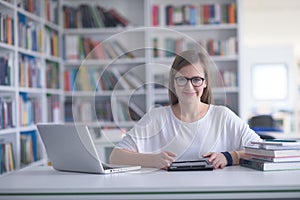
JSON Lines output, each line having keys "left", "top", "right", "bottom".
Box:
{"left": 0, "top": 166, "right": 300, "bottom": 200}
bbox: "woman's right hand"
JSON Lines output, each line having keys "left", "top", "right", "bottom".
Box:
{"left": 151, "top": 151, "right": 177, "bottom": 169}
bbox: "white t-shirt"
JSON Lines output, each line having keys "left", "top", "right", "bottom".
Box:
{"left": 116, "top": 105, "right": 261, "bottom": 161}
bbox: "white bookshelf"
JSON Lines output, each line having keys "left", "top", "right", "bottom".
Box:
{"left": 0, "top": 0, "right": 241, "bottom": 167}
{"left": 0, "top": 0, "right": 63, "bottom": 175}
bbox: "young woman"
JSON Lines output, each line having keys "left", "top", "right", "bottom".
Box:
{"left": 110, "top": 50, "right": 261, "bottom": 169}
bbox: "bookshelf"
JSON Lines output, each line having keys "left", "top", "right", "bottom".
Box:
{"left": 0, "top": 0, "right": 63, "bottom": 175}
{"left": 61, "top": 0, "right": 147, "bottom": 131}
{"left": 0, "top": 0, "right": 241, "bottom": 169}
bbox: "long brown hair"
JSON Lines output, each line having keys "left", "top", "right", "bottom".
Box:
{"left": 168, "top": 50, "right": 213, "bottom": 105}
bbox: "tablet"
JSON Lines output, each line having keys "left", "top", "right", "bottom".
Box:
{"left": 167, "top": 158, "right": 213, "bottom": 171}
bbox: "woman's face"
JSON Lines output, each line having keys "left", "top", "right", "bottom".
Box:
{"left": 174, "top": 64, "right": 206, "bottom": 105}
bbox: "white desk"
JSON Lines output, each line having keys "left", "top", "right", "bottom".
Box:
{"left": 0, "top": 166, "right": 300, "bottom": 200}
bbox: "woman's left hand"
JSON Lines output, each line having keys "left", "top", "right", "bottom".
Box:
{"left": 202, "top": 152, "right": 227, "bottom": 169}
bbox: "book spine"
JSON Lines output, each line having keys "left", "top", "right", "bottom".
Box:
{"left": 240, "top": 158, "right": 264, "bottom": 171}
{"left": 152, "top": 5, "right": 159, "bottom": 26}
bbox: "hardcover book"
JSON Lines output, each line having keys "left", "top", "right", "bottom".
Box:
{"left": 240, "top": 158, "right": 300, "bottom": 171}
{"left": 245, "top": 146, "right": 300, "bottom": 157}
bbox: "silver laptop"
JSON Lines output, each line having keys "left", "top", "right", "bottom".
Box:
{"left": 36, "top": 123, "right": 141, "bottom": 174}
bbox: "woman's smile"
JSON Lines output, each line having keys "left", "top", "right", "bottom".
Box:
{"left": 182, "top": 90, "right": 197, "bottom": 96}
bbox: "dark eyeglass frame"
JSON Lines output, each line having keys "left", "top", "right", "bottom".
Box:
{"left": 174, "top": 76, "right": 205, "bottom": 87}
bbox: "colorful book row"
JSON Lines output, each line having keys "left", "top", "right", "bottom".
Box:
{"left": 117, "top": 100, "right": 145, "bottom": 122}
{"left": 152, "top": 3, "right": 237, "bottom": 26}
{"left": 64, "top": 68, "right": 143, "bottom": 92}
{"left": 64, "top": 98, "right": 144, "bottom": 123}
{"left": 44, "top": 0, "right": 59, "bottom": 24}
{"left": 20, "top": 130, "right": 40, "bottom": 166}
{"left": 153, "top": 37, "right": 238, "bottom": 58}
{"left": 17, "top": 0, "right": 41, "bottom": 16}
{"left": 213, "top": 70, "right": 238, "bottom": 87}
{"left": 64, "top": 35, "right": 135, "bottom": 60}
{"left": 64, "top": 99, "right": 113, "bottom": 122}
{"left": 0, "top": 12, "right": 14, "bottom": 45}
{"left": 63, "top": 4, "right": 129, "bottom": 28}
{"left": 18, "top": 92, "right": 42, "bottom": 126}
{"left": 19, "top": 54, "right": 42, "bottom": 88}
{"left": 44, "top": 27, "right": 59, "bottom": 57}
{"left": 0, "top": 142, "right": 15, "bottom": 174}
{"left": 18, "top": 14, "right": 43, "bottom": 52}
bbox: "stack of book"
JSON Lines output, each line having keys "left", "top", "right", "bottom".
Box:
{"left": 240, "top": 139, "right": 300, "bottom": 171}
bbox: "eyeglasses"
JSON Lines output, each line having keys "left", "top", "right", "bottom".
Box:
{"left": 174, "top": 76, "right": 205, "bottom": 87}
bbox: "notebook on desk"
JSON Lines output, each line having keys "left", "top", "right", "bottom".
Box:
{"left": 36, "top": 123, "right": 141, "bottom": 174}
{"left": 167, "top": 158, "right": 213, "bottom": 171}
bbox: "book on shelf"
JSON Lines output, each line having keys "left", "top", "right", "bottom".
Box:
{"left": 0, "top": 142, "right": 15, "bottom": 174}
{"left": 123, "top": 72, "right": 144, "bottom": 90}
{"left": 66, "top": 99, "right": 113, "bottom": 123}
{"left": 17, "top": 0, "right": 41, "bottom": 15}
{"left": 0, "top": 52, "right": 13, "bottom": 86}
{"left": 63, "top": 4, "right": 130, "bottom": 28}
{"left": 64, "top": 35, "right": 136, "bottom": 60}
{"left": 20, "top": 130, "right": 41, "bottom": 166}
{"left": 46, "top": 61, "right": 59, "bottom": 89}
{"left": 0, "top": 97, "right": 16, "bottom": 129}
{"left": 128, "top": 101, "right": 145, "bottom": 120}
{"left": 18, "top": 92, "right": 42, "bottom": 126}
{"left": 64, "top": 99, "right": 73, "bottom": 122}
{"left": 19, "top": 54, "right": 42, "bottom": 88}
{"left": 44, "top": 27, "right": 59, "bottom": 57}
{"left": 0, "top": 13, "right": 14, "bottom": 45}
{"left": 95, "top": 99, "right": 113, "bottom": 122}
{"left": 108, "top": 8, "right": 130, "bottom": 27}
{"left": 18, "top": 14, "right": 43, "bottom": 52}
{"left": 64, "top": 68, "right": 105, "bottom": 92}
{"left": 117, "top": 99, "right": 145, "bottom": 122}
{"left": 46, "top": 94, "right": 60, "bottom": 123}
{"left": 44, "top": 0, "right": 59, "bottom": 24}
{"left": 65, "top": 35, "right": 79, "bottom": 60}
{"left": 152, "top": 5, "right": 159, "bottom": 26}
{"left": 164, "top": 3, "right": 237, "bottom": 26}
{"left": 154, "top": 37, "right": 238, "bottom": 58}
{"left": 110, "top": 68, "right": 132, "bottom": 90}
{"left": 240, "top": 158, "right": 300, "bottom": 171}
{"left": 64, "top": 66, "right": 144, "bottom": 91}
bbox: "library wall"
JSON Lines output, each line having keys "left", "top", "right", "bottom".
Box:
{"left": 242, "top": 0, "right": 300, "bottom": 57}
{"left": 239, "top": 0, "right": 300, "bottom": 132}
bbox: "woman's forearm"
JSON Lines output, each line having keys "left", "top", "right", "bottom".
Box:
{"left": 229, "top": 150, "right": 250, "bottom": 165}
{"left": 109, "top": 148, "right": 176, "bottom": 169}
{"left": 109, "top": 148, "right": 152, "bottom": 167}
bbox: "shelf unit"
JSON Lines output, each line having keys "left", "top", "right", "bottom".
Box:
{"left": 61, "top": 0, "right": 240, "bottom": 125}
{"left": 0, "top": 0, "right": 63, "bottom": 175}
{"left": 61, "top": 0, "right": 148, "bottom": 131}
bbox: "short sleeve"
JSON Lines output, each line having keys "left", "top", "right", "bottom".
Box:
{"left": 115, "top": 134, "right": 138, "bottom": 152}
